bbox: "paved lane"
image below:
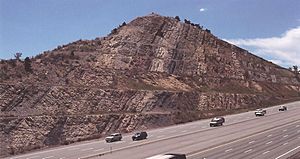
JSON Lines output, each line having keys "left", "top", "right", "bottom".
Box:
{"left": 6, "top": 101, "right": 300, "bottom": 159}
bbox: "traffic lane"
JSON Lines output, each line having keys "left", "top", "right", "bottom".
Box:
{"left": 195, "top": 121, "right": 300, "bottom": 159}
{"left": 248, "top": 124, "right": 300, "bottom": 159}
{"left": 98, "top": 101, "right": 300, "bottom": 155}
{"left": 260, "top": 133, "right": 300, "bottom": 159}
{"left": 89, "top": 109, "right": 300, "bottom": 159}
{"left": 7, "top": 101, "right": 300, "bottom": 159}
{"left": 42, "top": 105, "right": 300, "bottom": 157}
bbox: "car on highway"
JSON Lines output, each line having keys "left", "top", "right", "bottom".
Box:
{"left": 209, "top": 117, "right": 225, "bottom": 127}
{"left": 105, "top": 133, "right": 122, "bottom": 143}
{"left": 279, "top": 106, "right": 287, "bottom": 111}
{"left": 132, "top": 131, "right": 148, "bottom": 141}
{"left": 146, "top": 153, "right": 186, "bottom": 159}
{"left": 255, "top": 109, "right": 266, "bottom": 116}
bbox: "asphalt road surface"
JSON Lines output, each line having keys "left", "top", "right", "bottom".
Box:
{"left": 6, "top": 101, "right": 300, "bottom": 159}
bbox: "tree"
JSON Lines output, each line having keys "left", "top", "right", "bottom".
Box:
{"left": 121, "top": 22, "right": 126, "bottom": 27}
{"left": 24, "top": 57, "right": 32, "bottom": 72}
{"left": 110, "top": 28, "right": 118, "bottom": 35}
{"left": 175, "top": 16, "right": 180, "bottom": 21}
{"left": 184, "top": 19, "right": 191, "bottom": 24}
{"left": 293, "top": 65, "right": 298, "bottom": 73}
{"left": 14, "top": 52, "right": 22, "bottom": 60}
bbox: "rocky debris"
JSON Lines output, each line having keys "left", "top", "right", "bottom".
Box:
{"left": 0, "top": 13, "right": 300, "bottom": 157}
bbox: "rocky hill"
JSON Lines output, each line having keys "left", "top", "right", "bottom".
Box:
{"left": 1, "top": 13, "right": 300, "bottom": 157}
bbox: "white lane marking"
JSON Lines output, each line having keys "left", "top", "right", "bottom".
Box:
{"left": 93, "top": 148, "right": 104, "bottom": 152}
{"left": 8, "top": 139, "right": 102, "bottom": 159}
{"left": 26, "top": 156, "right": 40, "bottom": 159}
{"left": 283, "top": 142, "right": 288, "bottom": 146}
{"left": 170, "top": 130, "right": 177, "bottom": 133}
{"left": 283, "top": 129, "right": 287, "bottom": 132}
{"left": 262, "top": 151, "right": 270, "bottom": 155}
{"left": 296, "top": 125, "right": 299, "bottom": 128}
{"left": 244, "top": 149, "right": 252, "bottom": 153}
{"left": 248, "top": 141, "right": 255, "bottom": 144}
{"left": 283, "top": 135, "right": 289, "bottom": 138}
{"left": 59, "top": 158, "right": 65, "bottom": 159}
{"left": 68, "top": 147, "right": 80, "bottom": 150}
{"left": 275, "top": 146, "right": 300, "bottom": 159}
{"left": 181, "top": 130, "right": 187, "bottom": 133}
{"left": 81, "top": 148, "right": 94, "bottom": 151}
{"left": 266, "top": 141, "right": 273, "bottom": 145}
{"left": 267, "top": 134, "right": 273, "bottom": 137}
{"left": 129, "top": 142, "right": 136, "bottom": 145}
{"left": 156, "top": 135, "right": 165, "bottom": 138}
{"left": 225, "top": 149, "right": 233, "bottom": 152}
{"left": 114, "top": 141, "right": 125, "bottom": 144}
{"left": 42, "top": 156, "right": 54, "bottom": 159}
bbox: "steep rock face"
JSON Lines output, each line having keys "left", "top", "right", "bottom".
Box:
{"left": 1, "top": 13, "right": 300, "bottom": 157}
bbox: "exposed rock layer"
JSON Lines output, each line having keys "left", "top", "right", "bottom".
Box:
{"left": 1, "top": 13, "right": 300, "bottom": 157}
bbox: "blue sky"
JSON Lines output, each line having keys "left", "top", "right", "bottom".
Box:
{"left": 1, "top": 0, "right": 300, "bottom": 67}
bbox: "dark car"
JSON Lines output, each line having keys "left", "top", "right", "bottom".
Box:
{"left": 210, "top": 117, "right": 225, "bottom": 127}
{"left": 279, "top": 106, "right": 287, "bottom": 111}
{"left": 132, "top": 131, "right": 148, "bottom": 141}
{"left": 105, "top": 133, "right": 122, "bottom": 143}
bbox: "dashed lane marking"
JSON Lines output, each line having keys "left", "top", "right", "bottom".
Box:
{"left": 156, "top": 135, "right": 165, "bottom": 138}
{"left": 262, "top": 151, "right": 270, "bottom": 155}
{"left": 283, "top": 135, "right": 288, "bottom": 138}
{"left": 266, "top": 141, "right": 273, "bottom": 145}
{"left": 93, "top": 148, "right": 104, "bottom": 152}
{"left": 181, "top": 130, "right": 188, "bottom": 133}
{"left": 68, "top": 147, "right": 80, "bottom": 150}
{"left": 267, "top": 134, "right": 273, "bottom": 137}
{"left": 244, "top": 149, "right": 252, "bottom": 153}
{"left": 81, "top": 148, "right": 94, "bottom": 151}
{"left": 25, "top": 156, "right": 40, "bottom": 159}
{"left": 283, "top": 142, "right": 288, "bottom": 146}
{"left": 225, "top": 149, "right": 233, "bottom": 152}
{"left": 248, "top": 141, "right": 255, "bottom": 144}
{"left": 42, "top": 156, "right": 54, "bottom": 159}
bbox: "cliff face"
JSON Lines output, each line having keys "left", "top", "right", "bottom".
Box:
{"left": 1, "top": 13, "right": 300, "bottom": 157}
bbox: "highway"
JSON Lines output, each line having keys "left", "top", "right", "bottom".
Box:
{"left": 6, "top": 101, "right": 300, "bottom": 159}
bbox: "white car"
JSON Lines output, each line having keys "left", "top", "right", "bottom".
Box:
{"left": 105, "top": 133, "right": 122, "bottom": 143}
{"left": 255, "top": 109, "right": 266, "bottom": 116}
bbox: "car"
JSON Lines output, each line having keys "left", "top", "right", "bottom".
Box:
{"left": 105, "top": 133, "right": 122, "bottom": 143}
{"left": 255, "top": 109, "right": 266, "bottom": 116}
{"left": 132, "top": 131, "right": 148, "bottom": 141}
{"left": 146, "top": 153, "right": 186, "bottom": 159}
{"left": 279, "top": 106, "right": 287, "bottom": 111}
{"left": 209, "top": 117, "right": 225, "bottom": 127}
